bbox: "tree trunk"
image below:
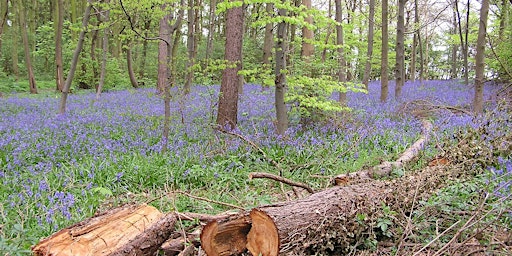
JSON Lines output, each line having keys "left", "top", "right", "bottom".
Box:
{"left": 450, "top": 8, "right": 457, "bottom": 79}
{"left": 473, "top": 0, "right": 489, "bottom": 114}
{"left": 335, "top": 0, "right": 346, "bottom": 105}
{"left": 410, "top": 0, "right": 419, "bottom": 82}
{"left": 55, "top": 0, "right": 64, "bottom": 92}
{"left": 59, "top": 0, "right": 92, "bottom": 114}
{"left": 10, "top": 5, "right": 19, "bottom": 81}
{"left": 0, "top": 0, "right": 8, "bottom": 76}
{"left": 157, "top": 8, "right": 171, "bottom": 95}
{"left": 274, "top": 7, "right": 288, "bottom": 135}
{"left": 205, "top": 0, "right": 216, "bottom": 65}
{"left": 184, "top": 0, "right": 195, "bottom": 94}
{"left": 96, "top": 1, "right": 109, "bottom": 99}
{"left": 455, "top": 0, "right": 469, "bottom": 85}
{"left": 126, "top": 47, "right": 139, "bottom": 89}
{"left": 301, "top": 0, "right": 314, "bottom": 60}
{"left": 262, "top": 3, "right": 273, "bottom": 68}
{"left": 216, "top": 1, "right": 244, "bottom": 129}
{"left": 362, "top": 0, "right": 375, "bottom": 89}
{"left": 139, "top": 19, "right": 151, "bottom": 78}
{"left": 380, "top": 0, "right": 389, "bottom": 102}
{"left": 18, "top": 0, "right": 37, "bottom": 94}
{"left": 321, "top": 0, "right": 332, "bottom": 62}
{"left": 395, "top": 0, "right": 406, "bottom": 99}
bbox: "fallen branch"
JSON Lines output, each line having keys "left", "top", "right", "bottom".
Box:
{"left": 335, "top": 119, "right": 433, "bottom": 183}
{"left": 249, "top": 172, "right": 315, "bottom": 194}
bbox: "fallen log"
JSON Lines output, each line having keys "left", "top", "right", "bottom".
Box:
{"left": 32, "top": 204, "right": 177, "bottom": 256}
{"left": 201, "top": 162, "right": 479, "bottom": 255}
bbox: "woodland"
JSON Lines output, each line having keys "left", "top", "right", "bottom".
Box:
{"left": 0, "top": 0, "right": 511, "bottom": 255}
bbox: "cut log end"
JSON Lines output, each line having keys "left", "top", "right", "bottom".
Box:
{"left": 247, "top": 209, "right": 279, "bottom": 256}
{"left": 200, "top": 216, "right": 251, "bottom": 256}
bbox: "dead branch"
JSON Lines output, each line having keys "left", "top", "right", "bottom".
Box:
{"left": 335, "top": 119, "right": 433, "bottom": 183}
{"left": 249, "top": 172, "right": 315, "bottom": 194}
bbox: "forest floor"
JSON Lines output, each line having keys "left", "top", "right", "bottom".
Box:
{"left": 1, "top": 80, "right": 511, "bottom": 255}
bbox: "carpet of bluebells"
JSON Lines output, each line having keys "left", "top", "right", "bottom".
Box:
{"left": 0, "top": 80, "right": 510, "bottom": 253}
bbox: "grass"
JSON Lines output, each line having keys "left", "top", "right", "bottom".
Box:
{"left": 0, "top": 79, "right": 510, "bottom": 254}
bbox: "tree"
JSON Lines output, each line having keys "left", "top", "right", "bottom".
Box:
{"left": 395, "top": 0, "right": 406, "bottom": 99}
{"left": 55, "top": 0, "right": 64, "bottom": 92}
{"left": 455, "top": 0, "right": 470, "bottom": 85}
{"left": 473, "top": 0, "right": 489, "bottom": 113}
{"left": 184, "top": 0, "right": 196, "bottom": 94}
{"left": 96, "top": 0, "right": 111, "bottom": 99}
{"left": 380, "top": 0, "right": 389, "bottom": 103}
{"left": 18, "top": 0, "right": 37, "bottom": 94}
{"left": 156, "top": 7, "right": 171, "bottom": 95}
{"left": 216, "top": 0, "right": 244, "bottom": 129}
{"left": 301, "top": 0, "right": 314, "bottom": 60}
{"left": 59, "top": 0, "right": 92, "bottom": 114}
{"left": 335, "top": 0, "right": 346, "bottom": 105}
{"left": 362, "top": 0, "right": 375, "bottom": 89}
{"left": 262, "top": 3, "right": 273, "bottom": 70}
{"left": 0, "top": 0, "right": 10, "bottom": 76}
{"left": 275, "top": 6, "right": 288, "bottom": 135}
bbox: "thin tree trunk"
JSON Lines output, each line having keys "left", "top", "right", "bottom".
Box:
{"left": 395, "top": 0, "right": 406, "bottom": 99}
{"left": 301, "top": 0, "right": 314, "bottom": 60}
{"left": 262, "top": 3, "right": 274, "bottom": 68}
{"left": 138, "top": 19, "right": 151, "bottom": 78}
{"left": 59, "top": 0, "right": 92, "bottom": 114}
{"left": 275, "top": 7, "right": 288, "bottom": 135}
{"left": 362, "top": 0, "right": 375, "bottom": 88}
{"left": 321, "top": 0, "right": 332, "bottom": 62}
{"left": 184, "top": 0, "right": 195, "bottom": 94}
{"left": 216, "top": 1, "right": 244, "bottom": 129}
{"left": 205, "top": 0, "right": 216, "bottom": 65}
{"left": 335, "top": 0, "right": 346, "bottom": 105}
{"left": 10, "top": 5, "right": 19, "bottom": 81}
{"left": 55, "top": 0, "right": 64, "bottom": 92}
{"left": 96, "top": 1, "right": 110, "bottom": 99}
{"left": 126, "top": 47, "right": 139, "bottom": 89}
{"left": 380, "top": 0, "right": 389, "bottom": 102}
{"left": 0, "top": 0, "right": 9, "bottom": 78}
{"left": 18, "top": 0, "right": 37, "bottom": 94}
{"left": 473, "top": 0, "right": 489, "bottom": 113}
{"left": 450, "top": 5, "right": 458, "bottom": 79}
{"left": 157, "top": 8, "right": 171, "bottom": 94}
{"left": 410, "top": 0, "right": 419, "bottom": 82}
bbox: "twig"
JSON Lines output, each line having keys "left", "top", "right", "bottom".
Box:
{"left": 172, "top": 190, "right": 244, "bottom": 210}
{"left": 432, "top": 193, "right": 491, "bottom": 256}
{"left": 413, "top": 220, "right": 462, "bottom": 256}
{"left": 249, "top": 172, "right": 315, "bottom": 194}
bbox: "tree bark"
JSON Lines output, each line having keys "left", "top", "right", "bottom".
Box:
{"left": 184, "top": 0, "right": 195, "bottom": 94}
{"left": 157, "top": 7, "right": 171, "bottom": 95}
{"left": 216, "top": 1, "right": 244, "bottom": 129}
{"left": 96, "top": 0, "right": 110, "bottom": 99}
{"left": 274, "top": 7, "right": 288, "bottom": 135}
{"left": 138, "top": 19, "right": 151, "bottom": 78}
{"left": 126, "top": 47, "right": 139, "bottom": 89}
{"left": 18, "top": 0, "right": 37, "bottom": 94}
{"left": 262, "top": 3, "right": 274, "bottom": 68}
{"left": 380, "top": 0, "right": 389, "bottom": 102}
{"left": 301, "top": 0, "right": 314, "bottom": 60}
{"left": 205, "top": 0, "right": 217, "bottom": 65}
{"left": 59, "top": 0, "right": 92, "bottom": 114}
{"left": 335, "top": 0, "right": 347, "bottom": 105}
{"left": 395, "top": 0, "right": 406, "bottom": 99}
{"left": 473, "top": 0, "right": 489, "bottom": 114}
{"left": 362, "top": 0, "right": 375, "bottom": 89}
{"left": 55, "top": 0, "right": 64, "bottom": 92}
